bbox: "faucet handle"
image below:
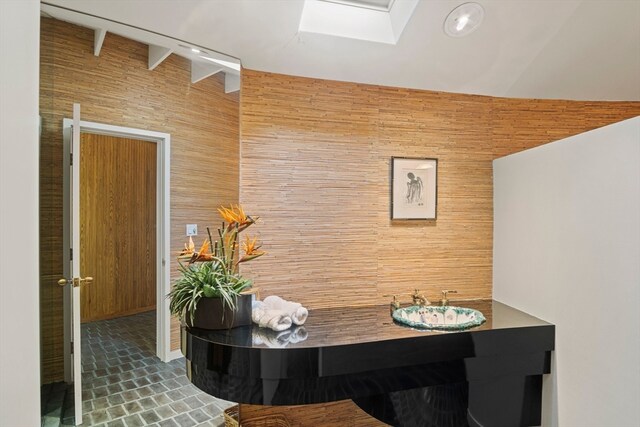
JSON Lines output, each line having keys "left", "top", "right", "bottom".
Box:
{"left": 410, "top": 289, "right": 430, "bottom": 306}
{"left": 440, "top": 290, "right": 458, "bottom": 306}
{"left": 383, "top": 294, "right": 401, "bottom": 314}
{"left": 385, "top": 294, "right": 400, "bottom": 306}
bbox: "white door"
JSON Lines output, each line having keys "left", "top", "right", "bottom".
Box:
{"left": 59, "top": 103, "right": 92, "bottom": 425}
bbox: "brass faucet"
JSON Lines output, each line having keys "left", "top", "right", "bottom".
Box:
{"left": 411, "top": 289, "right": 430, "bottom": 306}
{"left": 384, "top": 290, "right": 430, "bottom": 315}
{"left": 440, "top": 290, "right": 458, "bottom": 306}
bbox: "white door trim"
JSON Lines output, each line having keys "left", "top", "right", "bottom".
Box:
{"left": 62, "top": 118, "right": 173, "bottom": 363}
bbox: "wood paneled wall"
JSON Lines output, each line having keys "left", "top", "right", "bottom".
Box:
{"left": 40, "top": 18, "right": 239, "bottom": 382}
{"left": 239, "top": 69, "right": 640, "bottom": 310}
{"left": 80, "top": 134, "right": 157, "bottom": 322}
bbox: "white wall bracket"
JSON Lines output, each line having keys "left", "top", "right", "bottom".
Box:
{"left": 191, "top": 61, "right": 222, "bottom": 84}
{"left": 148, "top": 44, "right": 172, "bottom": 70}
{"left": 224, "top": 73, "right": 240, "bottom": 93}
{"left": 94, "top": 28, "right": 106, "bottom": 56}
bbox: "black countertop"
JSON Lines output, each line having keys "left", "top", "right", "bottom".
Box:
{"left": 186, "top": 299, "right": 552, "bottom": 350}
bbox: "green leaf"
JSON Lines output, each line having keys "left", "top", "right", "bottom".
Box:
{"left": 167, "top": 258, "right": 252, "bottom": 322}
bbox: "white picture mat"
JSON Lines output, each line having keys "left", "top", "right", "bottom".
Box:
{"left": 392, "top": 158, "right": 437, "bottom": 219}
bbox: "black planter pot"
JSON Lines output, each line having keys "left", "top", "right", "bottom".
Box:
{"left": 187, "top": 294, "right": 252, "bottom": 330}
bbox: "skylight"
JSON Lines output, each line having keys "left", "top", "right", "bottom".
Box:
{"left": 298, "top": 0, "right": 418, "bottom": 45}
{"left": 322, "top": 0, "right": 396, "bottom": 12}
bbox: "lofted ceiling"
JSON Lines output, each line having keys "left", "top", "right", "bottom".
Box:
{"left": 43, "top": 0, "right": 640, "bottom": 101}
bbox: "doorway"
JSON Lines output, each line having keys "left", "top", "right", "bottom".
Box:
{"left": 77, "top": 132, "right": 159, "bottom": 421}
{"left": 60, "top": 118, "right": 172, "bottom": 425}
{"left": 62, "top": 118, "right": 172, "bottom": 368}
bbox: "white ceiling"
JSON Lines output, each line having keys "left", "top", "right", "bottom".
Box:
{"left": 43, "top": 0, "right": 640, "bottom": 101}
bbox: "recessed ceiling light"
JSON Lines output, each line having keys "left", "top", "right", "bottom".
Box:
{"left": 444, "top": 2, "right": 484, "bottom": 37}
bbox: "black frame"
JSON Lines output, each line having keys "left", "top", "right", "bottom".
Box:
{"left": 390, "top": 156, "right": 438, "bottom": 220}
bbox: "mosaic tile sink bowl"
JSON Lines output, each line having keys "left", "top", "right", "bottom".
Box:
{"left": 392, "top": 305, "right": 486, "bottom": 331}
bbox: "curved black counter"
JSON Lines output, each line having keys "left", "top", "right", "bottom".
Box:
{"left": 182, "top": 300, "right": 554, "bottom": 426}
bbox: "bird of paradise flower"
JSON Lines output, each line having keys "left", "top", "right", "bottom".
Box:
{"left": 178, "top": 204, "right": 266, "bottom": 271}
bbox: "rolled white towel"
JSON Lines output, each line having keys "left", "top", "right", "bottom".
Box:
{"left": 251, "top": 301, "right": 292, "bottom": 332}
{"left": 263, "top": 295, "right": 309, "bottom": 326}
{"left": 251, "top": 301, "right": 266, "bottom": 323}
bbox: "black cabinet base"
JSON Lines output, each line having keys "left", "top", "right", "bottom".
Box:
{"left": 354, "top": 382, "right": 469, "bottom": 427}
{"left": 353, "top": 375, "right": 542, "bottom": 427}
{"left": 468, "top": 375, "right": 543, "bottom": 427}
{"left": 354, "top": 374, "right": 543, "bottom": 427}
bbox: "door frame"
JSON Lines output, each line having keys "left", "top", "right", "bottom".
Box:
{"left": 62, "top": 118, "right": 174, "bottom": 363}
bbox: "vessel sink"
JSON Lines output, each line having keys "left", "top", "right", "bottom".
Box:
{"left": 392, "top": 305, "right": 486, "bottom": 331}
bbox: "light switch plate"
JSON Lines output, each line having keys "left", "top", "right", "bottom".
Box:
{"left": 186, "top": 224, "right": 198, "bottom": 236}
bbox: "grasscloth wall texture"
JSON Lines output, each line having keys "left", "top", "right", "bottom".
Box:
{"left": 240, "top": 69, "right": 640, "bottom": 310}
{"left": 40, "top": 18, "right": 638, "bottom": 384}
{"left": 40, "top": 18, "right": 238, "bottom": 382}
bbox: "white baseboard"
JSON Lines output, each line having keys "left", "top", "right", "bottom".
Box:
{"left": 166, "top": 349, "right": 184, "bottom": 362}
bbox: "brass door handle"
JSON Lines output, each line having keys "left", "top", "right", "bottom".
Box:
{"left": 58, "top": 277, "right": 93, "bottom": 287}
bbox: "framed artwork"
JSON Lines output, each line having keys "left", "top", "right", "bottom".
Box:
{"left": 391, "top": 157, "right": 438, "bottom": 220}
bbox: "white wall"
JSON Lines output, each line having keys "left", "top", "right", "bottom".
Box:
{"left": 0, "top": 0, "right": 41, "bottom": 425}
{"left": 493, "top": 117, "right": 640, "bottom": 427}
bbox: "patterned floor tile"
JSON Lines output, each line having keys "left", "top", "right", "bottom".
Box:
{"left": 41, "top": 311, "right": 233, "bottom": 426}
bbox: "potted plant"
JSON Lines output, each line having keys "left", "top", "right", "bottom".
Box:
{"left": 168, "top": 205, "right": 265, "bottom": 329}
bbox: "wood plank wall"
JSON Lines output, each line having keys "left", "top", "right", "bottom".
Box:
{"left": 239, "top": 69, "right": 640, "bottom": 310}
{"left": 39, "top": 18, "right": 239, "bottom": 382}
{"left": 80, "top": 134, "right": 157, "bottom": 322}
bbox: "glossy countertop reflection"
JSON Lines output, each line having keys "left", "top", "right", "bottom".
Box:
{"left": 187, "top": 299, "right": 552, "bottom": 350}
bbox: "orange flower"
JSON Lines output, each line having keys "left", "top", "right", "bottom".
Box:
{"left": 189, "top": 239, "right": 213, "bottom": 263}
{"left": 217, "top": 206, "right": 236, "bottom": 223}
{"left": 218, "top": 204, "right": 256, "bottom": 232}
{"left": 218, "top": 204, "right": 245, "bottom": 224}
{"left": 179, "top": 236, "right": 195, "bottom": 256}
{"left": 234, "top": 204, "right": 248, "bottom": 223}
{"left": 175, "top": 206, "right": 264, "bottom": 269}
{"left": 242, "top": 235, "right": 261, "bottom": 255}
{"left": 238, "top": 235, "right": 266, "bottom": 264}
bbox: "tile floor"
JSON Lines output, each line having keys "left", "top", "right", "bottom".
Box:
{"left": 42, "top": 311, "right": 234, "bottom": 426}
{"left": 41, "top": 381, "right": 74, "bottom": 426}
